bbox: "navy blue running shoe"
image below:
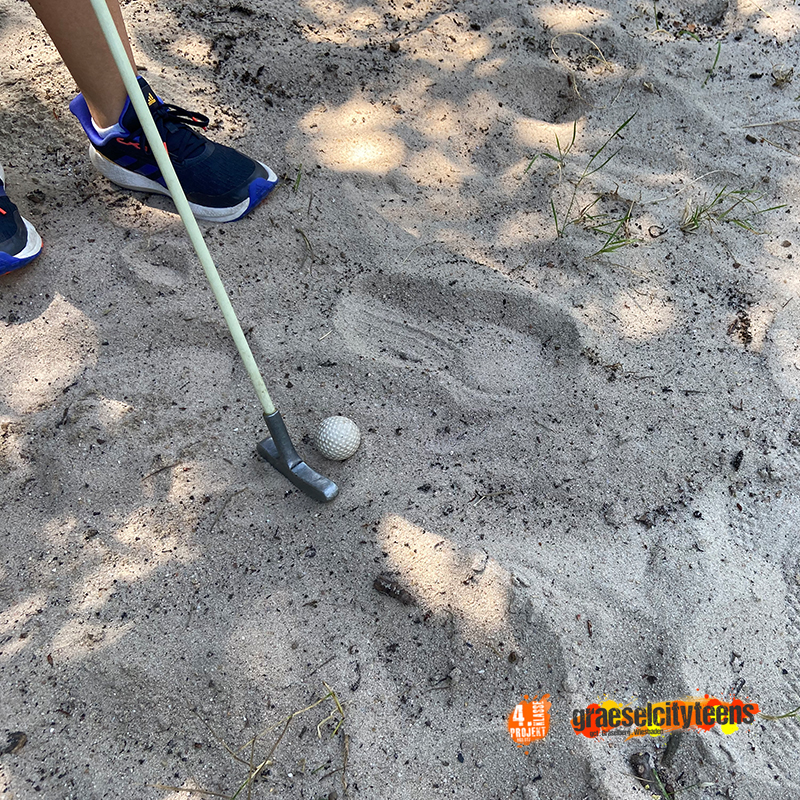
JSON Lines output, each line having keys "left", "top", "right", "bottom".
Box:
{"left": 0, "top": 165, "right": 42, "bottom": 276}
{"left": 69, "top": 77, "right": 278, "bottom": 223}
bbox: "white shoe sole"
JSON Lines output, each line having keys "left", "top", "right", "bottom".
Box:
{"left": 17, "top": 218, "right": 43, "bottom": 260}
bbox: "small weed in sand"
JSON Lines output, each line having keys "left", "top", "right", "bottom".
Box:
{"left": 292, "top": 164, "right": 303, "bottom": 193}
{"left": 680, "top": 186, "right": 785, "bottom": 233}
{"left": 153, "top": 683, "right": 348, "bottom": 799}
{"left": 652, "top": 0, "right": 662, "bottom": 31}
{"left": 760, "top": 703, "right": 800, "bottom": 720}
{"left": 525, "top": 120, "right": 577, "bottom": 178}
{"left": 702, "top": 42, "right": 721, "bottom": 86}
{"left": 581, "top": 200, "right": 637, "bottom": 257}
{"left": 527, "top": 113, "right": 636, "bottom": 245}
{"left": 630, "top": 751, "right": 716, "bottom": 800}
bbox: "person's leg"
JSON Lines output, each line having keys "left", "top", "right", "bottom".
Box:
{"left": 27, "top": 0, "right": 135, "bottom": 127}
{"left": 29, "top": 0, "right": 278, "bottom": 222}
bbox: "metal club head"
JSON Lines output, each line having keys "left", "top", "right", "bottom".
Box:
{"left": 256, "top": 411, "right": 339, "bottom": 503}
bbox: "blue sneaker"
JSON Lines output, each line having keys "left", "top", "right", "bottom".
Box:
{"left": 0, "top": 165, "right": 42, "bottom": 276}
{"left": 69, "top": 76, "right": 278, "bottom": 223}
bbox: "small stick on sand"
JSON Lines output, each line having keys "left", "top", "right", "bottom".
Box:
{"left": 470, "top": 489, "right": 514, "bottom": 505}
{"left": 742, "top": 119, "right": 800, "bottom": 128}
{"left": 399, "top": 240, "right": 438, "bottom": 267}
{"left": 307, "top": 654, "right": 336, "bottom": 676}
{"left": 209, "top": 488, "right": 247, "bottom": 532}
{"left": 296, "top": 227, "right": 316, "bottom": 272}
{"left": 758, "top": 137, "right": 797, "bottom": 157}
{"left": 141, "top": 461, "right": 182, "bottom": 480}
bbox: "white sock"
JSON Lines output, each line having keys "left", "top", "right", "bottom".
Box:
{"left": 91, "top": 117, "right": 122, "bottom": 138}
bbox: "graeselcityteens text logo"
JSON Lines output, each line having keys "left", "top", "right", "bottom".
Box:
{"left": 506, "top": 692, "right": 764, "bottom": 752}
{"left": 571, "top": 695, "right": 759, "bottom": 739}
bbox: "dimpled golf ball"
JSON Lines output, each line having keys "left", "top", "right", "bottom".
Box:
{"left": 314, "top": 416, "right": 361, "bottom": 461}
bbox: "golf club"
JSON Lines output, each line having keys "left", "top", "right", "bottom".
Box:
{"left": 89, "top": 0, "right": 338, "bottom": 503}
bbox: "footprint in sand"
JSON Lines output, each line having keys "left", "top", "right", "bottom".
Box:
{"left": 334, "top": 273, "right": 584, "bottom": 409}
{"left": 119, "top": 239, "right": 191, "bottom": 292}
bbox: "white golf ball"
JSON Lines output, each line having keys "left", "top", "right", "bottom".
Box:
{"left": 314, "top": 416, "right": 361, "bottom": 461}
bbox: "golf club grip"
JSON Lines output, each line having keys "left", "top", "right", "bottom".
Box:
{"left": 263, "top": 411, "right": 301, "bottom": 467}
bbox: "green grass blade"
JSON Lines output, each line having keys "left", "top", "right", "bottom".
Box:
{"left": 585, "top": 113, "right": 636, "bottom": 172}
{"left": 702, "top": 42, "right": 721, "bottom": 86}
{"left": 551, "top": 198, "right": 560, "bottom": 236}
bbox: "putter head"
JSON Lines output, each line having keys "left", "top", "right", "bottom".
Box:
{"left": 257, "top": 411, "right": 339, "bottom": 503}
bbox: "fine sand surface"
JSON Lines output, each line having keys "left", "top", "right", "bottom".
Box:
{"left": 3, "top": 0, "right": 800, "bottom": 797}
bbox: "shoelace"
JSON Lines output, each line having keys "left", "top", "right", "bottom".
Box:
{"left": 137, "top": 102, "right": 211, "bottom": 162}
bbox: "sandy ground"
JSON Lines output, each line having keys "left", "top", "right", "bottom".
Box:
{"left": 3, "top": 0, "right": 800, "bottom": 797}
